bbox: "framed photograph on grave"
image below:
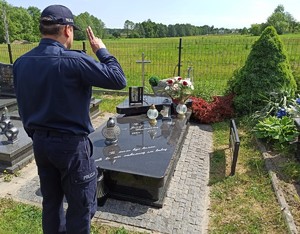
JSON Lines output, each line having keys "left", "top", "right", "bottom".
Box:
{"left": 129, "top": 86, "right": 143, "bottom": 105}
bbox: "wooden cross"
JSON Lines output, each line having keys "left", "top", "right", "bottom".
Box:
{"left": 136, "top": 53, "right": 151, "bottom": 87}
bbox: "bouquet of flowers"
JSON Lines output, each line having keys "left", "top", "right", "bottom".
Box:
{"left": 149, "top": 76, "right": 194, "bottom": 102}
{"left": 164, "top": 76, "right": 194, "bottom": 102}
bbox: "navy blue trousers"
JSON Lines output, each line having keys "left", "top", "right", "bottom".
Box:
{"left": 32, "top": 131, "right": 98, "bottom": 234}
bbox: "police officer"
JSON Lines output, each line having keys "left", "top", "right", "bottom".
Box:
{"left": 13, "top": 5, "right": 126, "bottom": 234}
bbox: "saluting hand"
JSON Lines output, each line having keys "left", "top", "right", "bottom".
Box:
{"left": 86, "top": 26, "right": 106, "bottom": 53}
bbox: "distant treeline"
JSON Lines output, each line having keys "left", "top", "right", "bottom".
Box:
{"left": 0, "top": 0, "right": 299, "bottom": 43}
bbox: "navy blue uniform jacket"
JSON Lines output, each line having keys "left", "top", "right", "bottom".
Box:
{"left": 13, "top": 38, "right": 126, "bottom": 136}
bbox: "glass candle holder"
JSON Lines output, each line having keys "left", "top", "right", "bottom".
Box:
{"left": 147, "top": 104, "right": 159, "bottom": 125}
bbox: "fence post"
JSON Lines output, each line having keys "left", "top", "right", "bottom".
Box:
{"left": 7, "top": 44, "right": 13, "bottom": 64}
{"left": 229, "top": 119, "right": 240, "bottom": 176}
{"left": 82, "top": 41, "right": 86, "bottom": 53}
{"left": 177, "top": 38, "right": 182, "bottom": 76}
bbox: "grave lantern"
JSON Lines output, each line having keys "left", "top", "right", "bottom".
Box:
{"left": 101, "top": 117, "right": 120, "bottom": 145}
{"left": 147, "top": 104, "right": 159, "bottom": 125}
{"left": 160, "top": 98, "right": 172, "bottom": 120}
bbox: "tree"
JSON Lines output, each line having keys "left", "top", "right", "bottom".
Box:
{"left": 90, "top": 15, "right": 105, "bottom": 38}
{"left": 8, "top": 6, "right": 34, "bottom": 42}
{"left": 141, "top": 19, "right": 155, "bottom": 38}
{"left": 74, "top": 12, "right": 105, "bottom": 40}
{"left": 112, "top": 31, "right": 121, "bottom": 38}
{"left": 134, "top": 23, "right": 145, "bottom": 38}
{"left": 0, "top": 0, "right": 9, "bottom": 43}
{"left": 267, "top": 4, "right": 293, "bottom": 34}
{"left": 27, "top": 6, "right": 40, "bottom": 41}
{"left": 167, "top": 24, "right": 176, "bottom": 37}
{"left": 174, "top": 24, "right": 185, "bottom": 37}
{"left": 227, "top": 26, "right": 297, "bottom": 115}
{"left": 157, "top": 23, "right": 167, "bottom": 37}
{"left": 240, "top": 27, "right": 248, "bottom": 35}
{"left": 285, "top": 12, "right": 299, "bottom": 33}
{"left": 249, "top": 24, "right": 261, "bottom": 36}
{"left": 124, "top": 20, "right": 134, "bottom": 38}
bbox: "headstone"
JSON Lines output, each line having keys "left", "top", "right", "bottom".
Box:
{"left": 89, "top": 112, "right": 191, "bottom": 207}
{"left": 0, "top": 118, "right": 33, "bottom": 173}
{"left": 0, "top": 62, "right": 15, "bottom": 97}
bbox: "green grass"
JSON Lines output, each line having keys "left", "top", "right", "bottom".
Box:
{"left": 93, "top": 93, "right": 127, "bottom": 113}
{"left": 2, "top": 34, "right": 300, "bottom": 97}
{"left": 0, "top": 197, "right": 144, "bottom": 234}
{"left": 209, "top": 119, "right": 288, "bottom": 233}
{"left": 0, "top": 198, "right": 42, "bottom": 234}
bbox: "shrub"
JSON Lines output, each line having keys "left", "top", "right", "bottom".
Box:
{"left": 191, "top": 94, "right": 234, "bottom": 124}
{"left": 253, "top": 116, "right": 299, "bottom": 144}
{"left": 148, "top": 76, "right": 160, "bottom": 86}
{"left": 227, "top": 26, "right": 297, "bottom": 116}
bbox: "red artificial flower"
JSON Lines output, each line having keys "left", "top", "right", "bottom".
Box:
{"left": 167, "top": 79, "right": 173, "bottom": 85}
{"left": 182, "top": 81, "right": 188, "bottom": 86}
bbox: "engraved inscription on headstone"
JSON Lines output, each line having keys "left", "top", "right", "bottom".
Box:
{"left": 0, "top": 62, "right": 15, "bottom": 97}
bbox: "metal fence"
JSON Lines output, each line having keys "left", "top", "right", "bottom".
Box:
{"left": 1, "top": 36, "right": 300, "bottom": 96}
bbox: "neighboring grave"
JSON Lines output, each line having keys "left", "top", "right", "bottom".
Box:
{"left": 89, "top": 111, "right": 190, "bottom": 207}
{"left": 0, "top": 62, "right": 15, "bottom": 97}
{"left": 0, "top": 63, "right": 33, "bottom": 172}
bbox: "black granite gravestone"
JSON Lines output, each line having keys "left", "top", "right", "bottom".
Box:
{"left": 0, "top": 62, "right": 15, "bottom": 97}
{"left": 0, "top": 63, "right": 33, "bottom": 172}
{"left": 0, "top": 119, "right": 33, "bottom": 173}
{"left": 116, "top": 95, "right": 192, "bottom": 116}
{"left": 89, "top": 112, "right": 190, "bottom": 207}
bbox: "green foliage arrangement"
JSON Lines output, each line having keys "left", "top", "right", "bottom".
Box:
{"left": 253, "top": 116, "right": 299, "bottom": 144}
{"left": 227, "top": 26, "right": 297, "bottom": 115}
{"left": 148, "top": 76, "right": 160, "bottom": 86}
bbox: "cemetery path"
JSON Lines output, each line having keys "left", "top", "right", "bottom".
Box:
{"left": 0, "top": 114, "right": 212, "bottom": 234}
{"left": 0, "top": 158, "right": 37, "bottom": 199}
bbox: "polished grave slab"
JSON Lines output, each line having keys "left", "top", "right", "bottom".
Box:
{"left": 116, "top": 95, "right": 192, "bottom": 116}
{"left": 90, "top": 112, "right": 190, "bottom": 207}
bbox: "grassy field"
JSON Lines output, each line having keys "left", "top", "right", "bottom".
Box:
{"left": 1, "top": 34, "right": 300, "bottom": 97}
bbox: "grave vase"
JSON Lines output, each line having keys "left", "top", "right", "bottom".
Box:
{"left": 170, "top": 98, "right": 180, "bottom": 115}
{"left": 175, "top": 101, "right": 188, "bottom": 119}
